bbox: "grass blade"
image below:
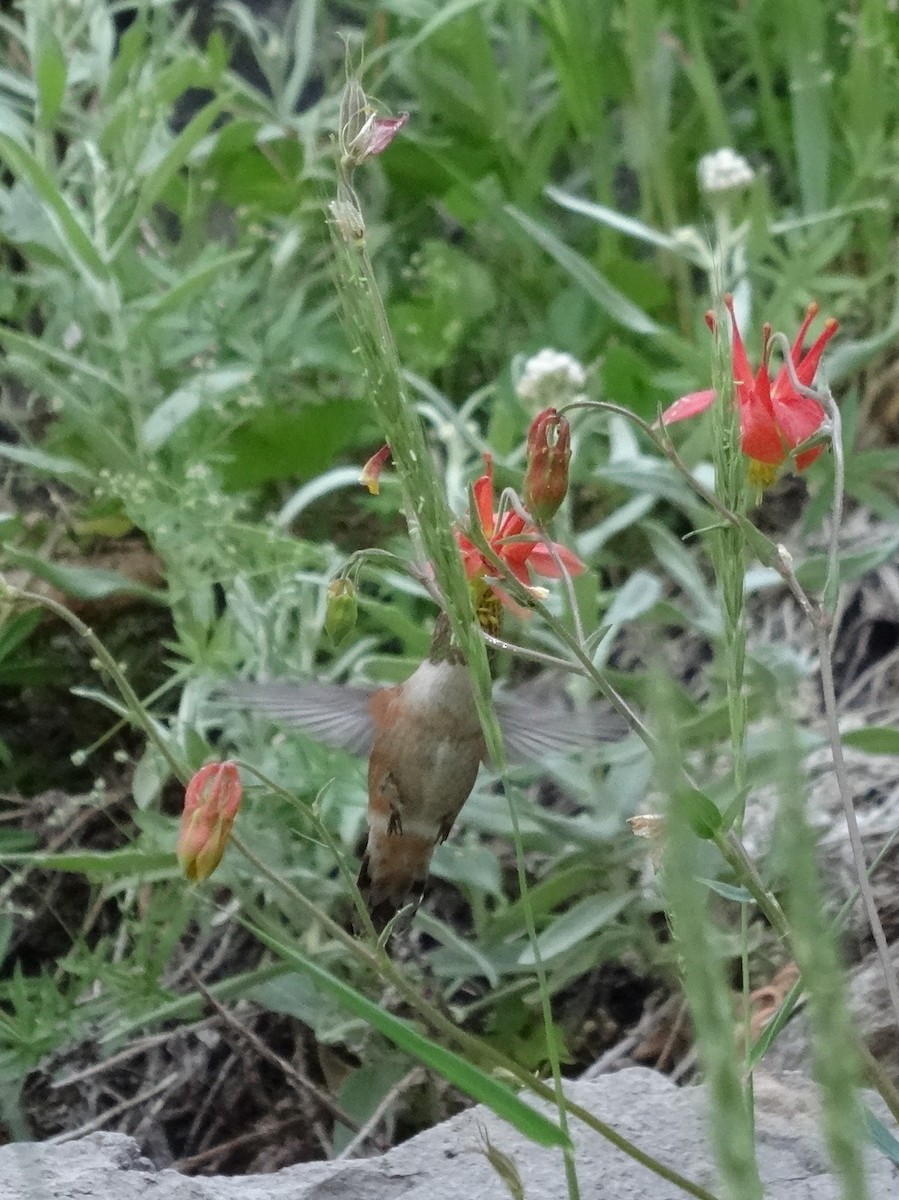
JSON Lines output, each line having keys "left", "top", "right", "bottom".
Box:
{"left": 249, "top": 921, "right": 570, "bottom": 1150}
{"left": 773, "top": 717, "right": 870, "bottom": 1200}
{"left": 505, "top": 204, "right": 661, "bottom": 336}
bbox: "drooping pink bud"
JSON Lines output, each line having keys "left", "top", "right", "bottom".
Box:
{"left": 362, "top": 113, "right": 409, "bottom": 158}
{"left": 177, "top": 762, "right": 242, "bottom": 882}
{"left": 360, "top": 444, "right": 391, "bottom": 495}
{"left": 523, "top": 408, "right": 572, "bottom": 522}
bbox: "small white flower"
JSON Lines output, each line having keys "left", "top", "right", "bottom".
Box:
{"left": 697, "top": 148, "right": 755, "bottom": 197}
{"left": 514, "top": 348, "right": 586, "bottom": 410}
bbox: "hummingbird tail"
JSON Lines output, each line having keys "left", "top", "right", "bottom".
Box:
{"left": 356, "top": 827, "right": 435, "bottom": 932}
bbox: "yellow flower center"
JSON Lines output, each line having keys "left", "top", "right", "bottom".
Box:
{"left": 746, "top": 459, "right": 779, "bottom": 491}
{"left": 472, "top": 581, "right": 504, "bottom": 636}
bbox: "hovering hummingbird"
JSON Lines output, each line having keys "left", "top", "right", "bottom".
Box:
{"left": 232, "top": 613, "right": 619, "bottom": 930}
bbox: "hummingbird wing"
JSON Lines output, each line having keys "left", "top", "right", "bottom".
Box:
{"left": 494, "top": 698, "right": 623, "bottom": 765}
{"left": 224, "top": 682, "right": 377, "bottom": 757}
{"left": 224, "top": 684, "right": 623, "bottom": 763}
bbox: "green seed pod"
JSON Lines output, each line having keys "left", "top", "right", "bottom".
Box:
{"left": 325, "top": 578, "right": 357, "bottom": 644}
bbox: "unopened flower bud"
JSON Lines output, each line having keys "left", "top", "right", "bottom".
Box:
{"left": 360, "top": 444, "right": 391, "bottom": 495}
{"left": 523, "top": 408, "right": 571, "bottom": 522}
{"left": 325, "top": 578, "right": 357, "bottom": 644}
{"left": 177, "top": 762, "right": 242, "bottom": 882}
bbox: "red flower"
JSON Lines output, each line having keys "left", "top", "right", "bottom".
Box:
{"left": 454, "top": 456, "right": 585, "bottom": 608}
{"left": 659, "top": 298, "right": 838, "bottom": 486}
{"left": 523, "top": 408, "right": 572, "bottom": 522}
{"left": 177, "top": 762, "right": 242, "bottom": 882}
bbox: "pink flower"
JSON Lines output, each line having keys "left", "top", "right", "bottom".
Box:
{"left": 177, "top": 763, "right": 242, "bottom": 882}
{"left": 659, "top": 298, "right": 838, "bottom": 486}
{"left": 362, "top": 113, "right": 409, "bottom": 158}
{"left": 454, "top": 456, "right": 584, "bottom": 609}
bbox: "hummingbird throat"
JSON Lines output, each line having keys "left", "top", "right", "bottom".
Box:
{"left": 427, "top": 586, "right": 503, "bottom": 665}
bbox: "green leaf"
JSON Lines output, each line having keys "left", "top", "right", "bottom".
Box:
{"left": 698, "top": 879, "right": 755, "bottom": 904}
{"left": 795, "top": 535, "right": 899, "bottom": 592}
{"left": 431, "top": 842, "right": 503, "bottom": 899}
{"left": 0, "top": 849, "right": 175, "bottom": 879}
{"left": 248, "top": 973, "right": 367, "bottom": 1046}
{"left": 333, "top": 1054, "right": 411, "bottom": 1156}
{"left": 865, "top": 1108, "right": 899, "bottom": 1168}
{"left": 0, "top": 610, "right": 41, "bottom": 665}
{"left": 130, "top": 250, "right": 251, "bottom": 336}
{"left": 505, "top": 204, "right": 661, "bottom": 336}
{"left": 749, "top": 977, "right": 803, "bottom": 1069}
{"left": 841, "top": 727, "right": 899, "bottom": 756}
{"left": 592, "top": 570, "right": 662, "bottom": 668}
{"left": 35, "top": 28, "right": 67, "bottom": 127}
{"left": 678, "top": 789, "right": 722, "bottom": 840}
{"left": 516, "top": 893, "right": 633, "bottom": 966}
{"left": 131, "top": 743, "right": 171, "bottom": 810}
{"left": 0, "top": 440, "right": 92, "bottom": 481}
{"left": 546, "top": 186, "right": 693, "bottom": 257}
{"left": 0, "top": 133, "right": 111, "bottom": 289}
{"left": 415, "top": 912, "right": 500, "bottom": 987}
{"left": 248, "top": 923, "right": 570, "bottom": 1150}
{"left": 220, "top": 399, "right": 367, "bottom": 490}
{"left": 141, "top": 368, "right": 252, "bottom": 450}
{"left": 4, "top": 547, "right": 160, "bottom": 602}
{"left": 282, "top": 0, "right": 317, "bottom": 113}
{"left": 112, "top": 95, "right": 227, "bottom": 254}
{"left": 783, "top": 8, "right": 830, "bottom": 214}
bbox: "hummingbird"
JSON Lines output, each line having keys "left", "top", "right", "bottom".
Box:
{"left": 232, "top": 612, "right": 619, "bottom": 930}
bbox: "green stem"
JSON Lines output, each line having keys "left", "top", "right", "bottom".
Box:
{"left": 331, "top": 141, "right": 578, "bottom": 1196}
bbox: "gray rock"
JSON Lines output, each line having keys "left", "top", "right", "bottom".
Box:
{"left": 763, "top": 941, "right": 899, "bottom": 1084}
{"left": 1, "top": 1068, "right": 896, "bottom": 1200}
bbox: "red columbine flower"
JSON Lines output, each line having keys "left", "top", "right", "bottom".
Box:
{"left": 177, "top": 762, "right": 242, "bottom": 882}
{"left": 454, "top": 455, "right": 585, "bottom": 609}
{"left": 523, "top": 408, "right": 572, "bottom": 522}
{"left": 659, "top": 298, "right": 838, "bottom": 489}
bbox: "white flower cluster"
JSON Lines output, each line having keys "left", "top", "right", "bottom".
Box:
{"left": 697, "top": 148, "right": 755, "bottom": 197}
{"left": 514, "top": 348, "right": 586, "bottom": 410}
